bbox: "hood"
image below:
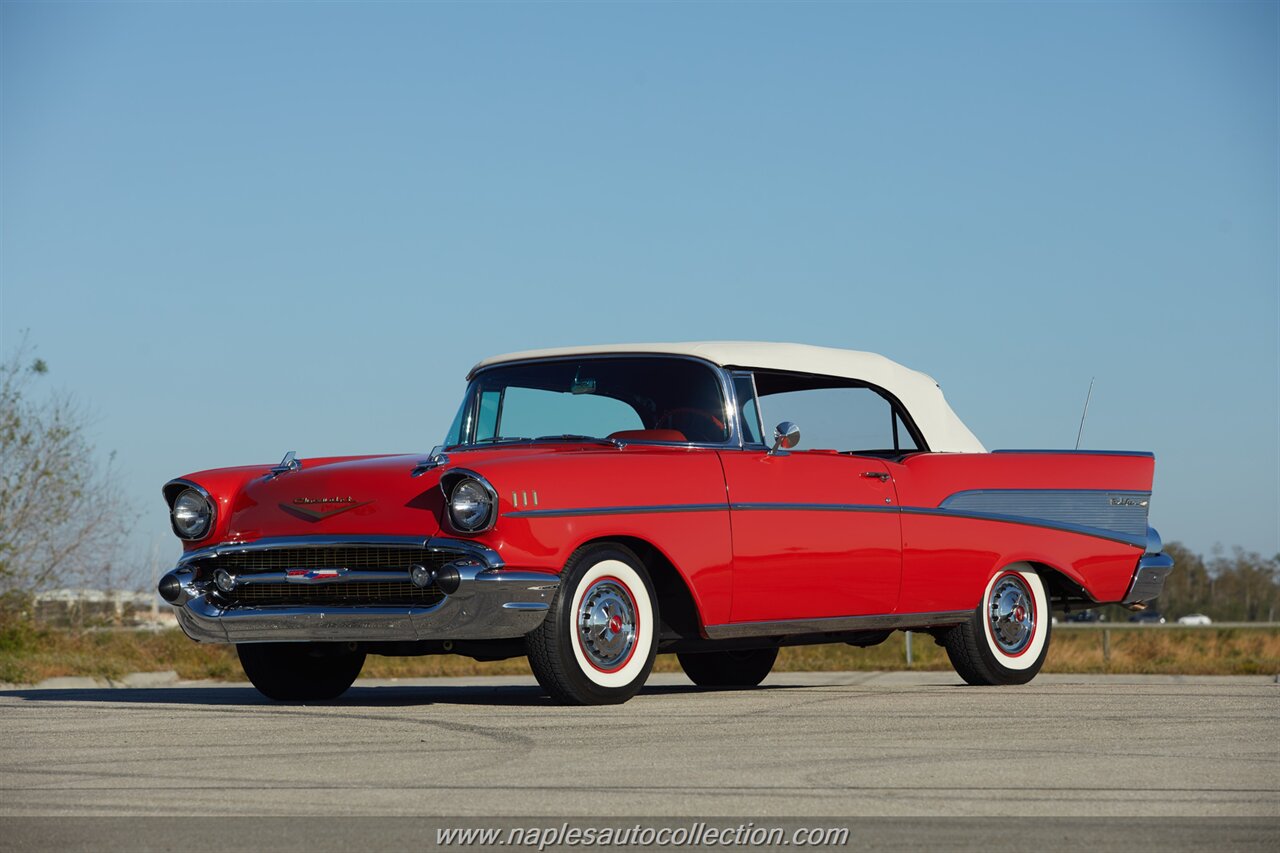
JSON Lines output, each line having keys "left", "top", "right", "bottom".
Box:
{"left": 213, "top": 454, "right": 446, "bottom": 543}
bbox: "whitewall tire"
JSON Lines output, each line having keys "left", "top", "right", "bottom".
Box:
{"left": 526, "top": 543, "right": 658, "bottom": 705}
{"left": 943, "top": 564, "right": 1052, "bottom": 685}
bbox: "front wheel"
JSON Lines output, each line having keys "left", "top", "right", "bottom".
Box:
{"left": 677, "top": 647, "right": 778, "bottom": 688}
{"left": 526, "top": 543, "right": 658, "bottom": 705}
{"left": 943, "top": 566, "right": 1051, "bottom": 685}
{"left": 236, "top": 642, "right": 366, "bottom": 701}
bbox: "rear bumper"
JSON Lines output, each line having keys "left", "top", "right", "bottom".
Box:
{"left": 1121, "top": 553, "right": 1174, "bottom": 605}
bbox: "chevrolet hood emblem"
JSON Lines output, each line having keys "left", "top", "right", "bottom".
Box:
{"left": 281, "top": 496, "right": 373, "bottom": 521}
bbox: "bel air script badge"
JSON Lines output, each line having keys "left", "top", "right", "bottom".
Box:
{"left": 1108, "top": 496, "right": 1149, "bottom": 508}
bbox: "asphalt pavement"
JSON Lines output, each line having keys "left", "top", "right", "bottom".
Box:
{"left": 0, "top": 671, "right": 1275, "bottom": 848}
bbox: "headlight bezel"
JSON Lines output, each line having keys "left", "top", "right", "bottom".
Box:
{"left": 166, "top": 480, "right": 216, "bottom": 541}
{"left": 440, "top": 469, "right": 498, "bottom": 534}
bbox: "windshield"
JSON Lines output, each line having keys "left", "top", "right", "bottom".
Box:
{"left": 445, "top": 357, "right": 732, "bottom": 447}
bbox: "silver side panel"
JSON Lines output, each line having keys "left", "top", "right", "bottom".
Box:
{"left": 939, "top": 489, "right": 1150, "bottom": 540}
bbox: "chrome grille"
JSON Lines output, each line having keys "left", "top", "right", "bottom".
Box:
{"left": 214, "top": 547, "right": 453, "bottom": 573}
{"left": 201, "top": 546, "right": 452, "bottom": 608}
{"left": 228, "top": 581, "right": 443, "bottom": 607}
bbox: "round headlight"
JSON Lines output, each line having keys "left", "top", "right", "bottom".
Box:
{"left": 171, "top": 488, "right": 213, "bottom": 539}
{"left": 448, "top": 478, "right": 494, "bottom": 532}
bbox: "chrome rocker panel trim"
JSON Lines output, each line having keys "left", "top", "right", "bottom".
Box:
{"left": 703, "top": 609, "right": 971, "bottom": 641}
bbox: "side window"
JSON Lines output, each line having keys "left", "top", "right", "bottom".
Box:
{"left": 732, "top": 374, "right": 763, "bottom": 444}
{"left": 753, "top": 373, "right": 920, "bottom": 454}
{"left": 476, "top": 389, "right": 502, "bottom": 440}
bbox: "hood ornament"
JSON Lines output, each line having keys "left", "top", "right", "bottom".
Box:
{"left": 266, "top": 450, "right": 301, "bottom": 480}
{"left": 411, "top": 446, "right": 449, "bottom": 477}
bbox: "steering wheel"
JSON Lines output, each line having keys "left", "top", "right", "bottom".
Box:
{"left": 655, "top": 408, "right": 727, "bottom": 443}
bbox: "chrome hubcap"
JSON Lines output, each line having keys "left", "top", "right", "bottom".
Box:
{"left": 988, "top": 575, "right": 1035, "bottom": 654}
{"left": 577, "top": 579, "right": 637, "bottom": 670}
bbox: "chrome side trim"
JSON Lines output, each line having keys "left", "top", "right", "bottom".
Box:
{"left": 732, "top": 502, "right": 898, "bottom": 514}
{"left": 504, "top": 500, "right": 1147, "bottom": 547}
{"left": 167, "top": 566, "right": 559, "bottom": 643}
{"left": 704, "top": 610, "right": 971, "bottom": 641}
{"left": 1122, "top": 553, "right": 1175, "bottom": 605}
{"left": 506, "top": 501, "right": 900, "bottom": 520}
{"left": 162, "top": 478, "right": 218, "bottom": 542}
{"left": 506, "top": 503, "right": 726, "bottom": 519}
{"left": 175, "top": 535, "right": 504, "bottom": 570}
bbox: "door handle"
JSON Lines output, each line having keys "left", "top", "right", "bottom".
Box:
{"left": 861, "top": 471, "right": 891, "bottom": 482}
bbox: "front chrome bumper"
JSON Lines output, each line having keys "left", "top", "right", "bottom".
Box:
{"left": 160, "top": 536, "right": 559, "bottom": 644}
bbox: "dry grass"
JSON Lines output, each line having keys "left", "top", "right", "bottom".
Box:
{"left": 0, "top": 624, "right": 241, "bottom": 684}
{"left": 2, "top": 624, "right": 1277, "bottom": 685}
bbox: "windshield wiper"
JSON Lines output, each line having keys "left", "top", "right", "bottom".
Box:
{"left": 471, "top": 436, "right": 532, "bottom": 445}
{"left": 533, "top": 434, "right": 626, "bottom": 449}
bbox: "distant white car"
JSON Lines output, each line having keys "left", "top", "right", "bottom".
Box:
{"left": 1177, "top": 613, "right": 1212, "bottom": 625}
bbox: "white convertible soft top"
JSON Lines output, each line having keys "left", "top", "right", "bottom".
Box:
{"left": 471, "top": 341, "right": 986, "bottom": 453}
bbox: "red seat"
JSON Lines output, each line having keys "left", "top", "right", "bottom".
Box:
{"left": 607, "top": 429, "right": 688, "bottom": 443}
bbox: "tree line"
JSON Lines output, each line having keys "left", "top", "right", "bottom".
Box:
{"left": 1148, "top": 542, "right": 1279, "bottom": 623}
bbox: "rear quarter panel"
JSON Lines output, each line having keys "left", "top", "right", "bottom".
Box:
{"left": 891, "top": 452, "right": 1155, "bottom": 611}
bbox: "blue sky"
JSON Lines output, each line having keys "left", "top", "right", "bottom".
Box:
{"left": 2, "top": 1, "right": 1276, "bottom": 585}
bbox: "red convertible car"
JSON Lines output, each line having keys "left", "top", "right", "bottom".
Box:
{"left": 159, "top": 342, "right": 1171, "bottom": 704}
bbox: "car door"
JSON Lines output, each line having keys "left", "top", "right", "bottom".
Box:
{"left": 719, "top": 450, "right": 901, "bottom": 622}
{"left": 719, "top": 370, "right": 921, "bottom": 624}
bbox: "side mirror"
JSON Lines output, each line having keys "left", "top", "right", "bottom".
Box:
{"left": 770, "top": 421, "right": 800, "bottom": 455}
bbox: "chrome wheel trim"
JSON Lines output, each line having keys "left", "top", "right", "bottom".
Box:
{"left": 987, "top": 574, "right": 1035, "bottom": 655}
{"left": 576, "top": 578, "right": 638, "bottom": 671}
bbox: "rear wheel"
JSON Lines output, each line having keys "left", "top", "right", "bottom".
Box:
{"left": 943, "top": 565, "right": 1051, "bottom": 685}
{"left": 236, "top": 642, "right": 366, "bottom": 701}
{"left": 677, "top": 647, "right": 778, "bottom": 688}
{"left": 526, "top": 543, "right": 658, "bottom": 705}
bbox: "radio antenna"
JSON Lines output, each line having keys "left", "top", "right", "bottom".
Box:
{"left": 1074, "top": 378, "right": 1095, "bottom": 450}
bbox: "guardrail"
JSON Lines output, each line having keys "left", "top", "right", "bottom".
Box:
{"left": 900, "top": 621, "right": 1278, "bottom": 666}
{"left": 1053, "top": 622, "right": 1277, "bottom": 630}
